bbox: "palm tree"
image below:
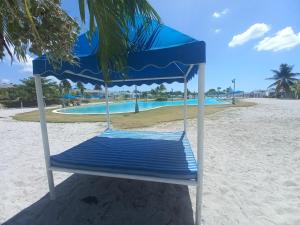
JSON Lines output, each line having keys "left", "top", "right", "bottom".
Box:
{"left": 152, "top": 84, "right": 166, "bottom": 98}
{"left": 78, "top": 0, "right": 160, "bottom": 78}
{"left": 59, "top": 79, "right": 71, "bottom": 95}
{"left": 225, "top": 87, "right": 232, "bottom": 98}
{"left": 159, "top": 84, "right": 166, "bottom": 92}
{"left": 217, "top": 87, "right": 222, "bottom": 98}
{"left": 267, "top": 64, "right": 299, "bottom": 97}
{"left": 1, "top": 0, "right": 159, "bottom": 78}
{"left": 0, "top": 0, "right": 79, "bottom": 65}
{"left": 76, "top": 81, "right": 85, "bottom": 97}
{"left": 292, "top": 80, "right": 300, "bottom": 99}
{"left": 94, "top": 84, "right": 102, "bottom": 91}
{"left": 14, "top": 77, "right": 60, "bottom": 106}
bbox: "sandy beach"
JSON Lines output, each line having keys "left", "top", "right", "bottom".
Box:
{"left": 0, "top": 98, "right": 299, "bottom": 225}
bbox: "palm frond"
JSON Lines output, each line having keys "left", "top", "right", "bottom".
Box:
{"left": 266, "top": 76, "right": 279, "bottom": 80}
{"left": 78, "top": 0, "right": 160, "bottom": 80}
{"left": 271, "top": 69, "right": 280, "bottom": 75}
{"left": 289, "top": 72, "right": 300, "bottom": 77}
{"left": 78, "top": 0, "right": 85, "bottom": 24}
{"left": 268, "top": 80, "right": 280, "bottom": 88}
{"left": 288, "top": 77, "right": 299, "bottom": 81}
{"left": 0, "top": 0, "right": 79, "bottom": 66}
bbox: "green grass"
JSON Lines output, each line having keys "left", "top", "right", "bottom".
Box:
{"left": 13, "top": 100, "right": 256, "bottom": 129}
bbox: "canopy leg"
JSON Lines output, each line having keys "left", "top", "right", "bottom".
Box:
{"left": 196, "top": 63, "right": 205, "bottom": 225}
{"left": 34, "top": 75, "right": 56, "bottom": 200}
{"left": 105, "top": 83, "right": 110, "bottom": 129}
{"left": 183, "top": 77, "right": 188, "bottom": 132}
{"left": 183, "top": 65, "right": 193, "bottom": 133}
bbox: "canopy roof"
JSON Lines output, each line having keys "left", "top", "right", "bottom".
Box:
{"left": 33, "top": 19, "right": 206, "bottom": 87}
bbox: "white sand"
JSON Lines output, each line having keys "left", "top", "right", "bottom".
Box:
{"left": 0, "top": 99, "right": 299, "bottom": 225}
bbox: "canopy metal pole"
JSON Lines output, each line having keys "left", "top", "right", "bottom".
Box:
{"left": 183, "top": 65, "right": 193, "bottom": 133}
{"left": 34, "top": 75, "right": 56, "bottom": 200}
{"left": 105, "top": 83, "right": 110, "bottom": 129}
{"left": 183, "top": 76, "right": 188, "bottom": 132}
{"left": 196, "top": 63, "right": 205, "bottom": 225}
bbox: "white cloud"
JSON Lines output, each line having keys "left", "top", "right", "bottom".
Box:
{"left": 0, "top": 78, "right": 10, "bottom": 84}
{"left": 212, "top": 12, "right": 221, "bottom": 18}
{"left": 255, "top": 27, "right": 300, "bottom": 52}
{"left": 228, "top": 23, "right": 271, "bottom": 47}
{"left": 212, "top": 8, "right": 229, "bottom": 18}
{"left": 214, "top": 29, "right": 221, "bottom": 33}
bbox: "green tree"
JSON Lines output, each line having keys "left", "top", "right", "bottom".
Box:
{"left": 267, "top": 64, "right": 299, "bottom": 97}
{"left": 292, "top": 80, "right": 300, "bottom": 99}
{"left": 150, "top": 88, "right": 156, "bottom": 97}
{"left": 1, "top": 0, "right": 159, "bottom": 78}
{"left": 0, "top": 85, "right": 17, "bottom": 100}
{"left": 17, "top": 76, "right": 60, "bottom": 103}
{"left": 141, "top": 91, "right": 148, "bottom": 99}
{"left": 0, "top": 78, "right": 60, "bottom": 107}
{"left": 76, "top": 81, "right": 85, "bottom": 96}
{"left": 205, "top": 89, "right": 217, "bottom": 96}
{"left": 217, "top": 87, "right": 222, "bottom": 97}
{"left": 94, "top": 84, "right": 102, "bottom": 91}
{"left": 150, "top": 84, "right": 167, "bottom": 100}
{"left": 0, "top": 0, "right": 79, "bottom": 65}
{"left": 226, "top": 87, "right": 232, "bottom": 93}
{"left": 158, "top": 84, "right": 166, "bottom": 92}
{"left": 59, "top": 79, "right": 71, "bottom": 94}
{"left": 79, "top": 0, "right": 160, "bottom": 78}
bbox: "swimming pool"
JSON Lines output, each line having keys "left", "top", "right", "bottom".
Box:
{"left": 56, "top": 98, "right": 229, "bottom": 114}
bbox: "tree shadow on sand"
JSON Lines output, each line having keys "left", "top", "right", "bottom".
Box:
{"left": 3, "top": 174, "right": 194, "bottom": 225}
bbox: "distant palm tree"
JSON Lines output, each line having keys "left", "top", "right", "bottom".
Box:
{"left": 292, "top": 80, "right": 300, "bottom": 99}
{"left": 225, "top": 87, "right": 232, "bottom": 98}
{"left": 158, "top": 84, "right": 166, "bottom": 92}
{"left": 267, "top": 64, "right": 299, "bottom": 97}
{"left": 76, "top": 81, "right": 85, "bottom": 96}
{"left": 59, "top": 79, "right": 71, "bottom": 94}
{"left": 94, "top": 84, "right": 102, "bottom": 91}
{"left": 217, "top": 87, "right": 222, "bottom": 98}
{"left": 1, "top": 1, "right": 159, "bottom": 80}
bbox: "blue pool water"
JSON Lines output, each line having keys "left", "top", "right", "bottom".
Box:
{"left": 57, "top": 98, "right": 228, "bottom": 114}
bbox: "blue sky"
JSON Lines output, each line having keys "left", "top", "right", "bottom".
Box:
{"left": 0, "top": 0, "right": 299, "bottom": 92}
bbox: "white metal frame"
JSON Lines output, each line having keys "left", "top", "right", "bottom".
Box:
{"left": 183, "top": 65, "right": 193, "bottom": 133}
{"left": 196, "top": 63, "right": 205, "bottom": 225}
{"left": 34, "top": 75, "right": 55, "bottom": 200}
{"left": 183, "top": 76, "right": 188, "bottom": 132}
{"left": 34, "top": 63, "right": 205, "bottom": 225}
{"left": 50, "top": 166, "right": 197, "bottom": 186}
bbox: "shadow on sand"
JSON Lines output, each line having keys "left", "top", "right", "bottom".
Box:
{"left": 3, "top": 174, "right": 194, "bottom": 225}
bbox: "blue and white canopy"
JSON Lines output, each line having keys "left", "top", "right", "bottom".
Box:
{"left": 33, "top": 19, "right": 206, "bottom": 87}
